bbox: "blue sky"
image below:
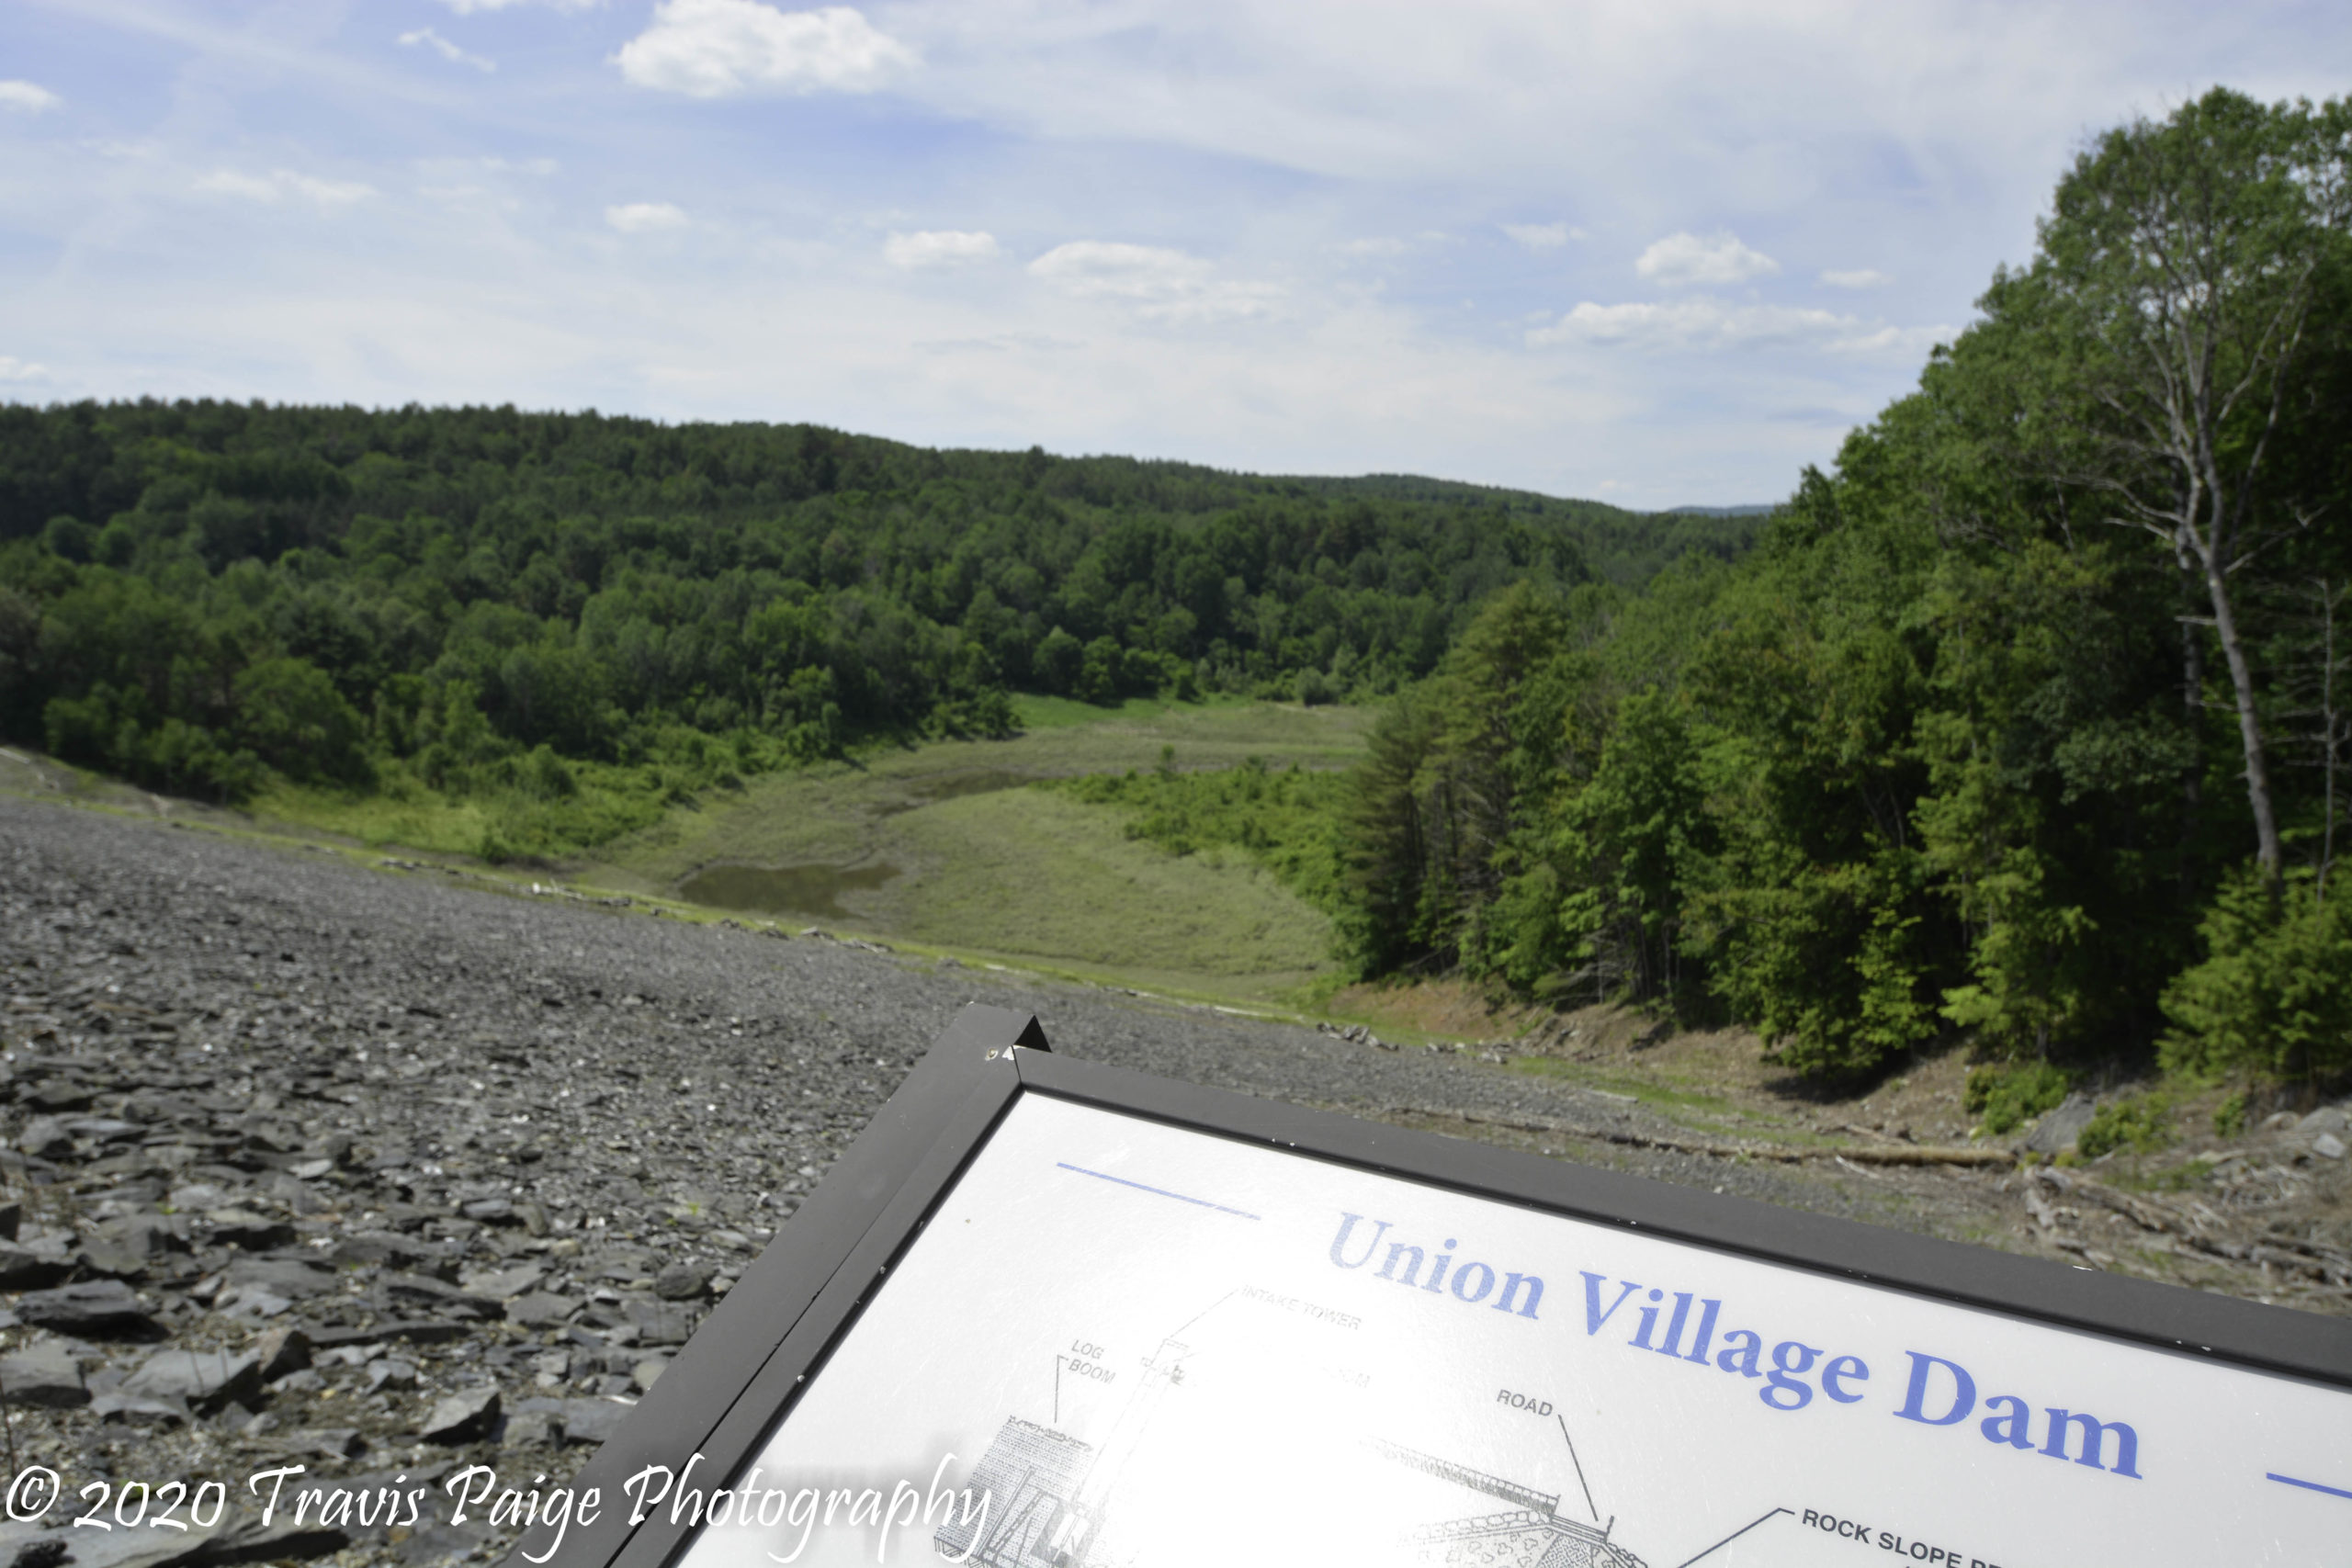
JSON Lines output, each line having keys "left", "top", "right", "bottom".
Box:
{"left": 1, "top": 1, "right": 2344, "bottom": 505}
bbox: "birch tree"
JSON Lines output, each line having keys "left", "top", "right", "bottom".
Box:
{"left": 1996, "top": 88, "right": 2349, "bottom": 892}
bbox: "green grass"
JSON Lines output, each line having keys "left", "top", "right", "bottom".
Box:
{"left": 563, "top": 696, "right": 1374, "bottom": 1010}
{"left": 11, "top": 696, "right": 1377, "bottom": 1014}
{"left": 1042, "top": 759, "right": 1351, "bottom": 912}
{"left": 248, "top": 752, "right": 709, "bottom": 863}
{"left": 1009, "top": 692, "right": 1253, "bottom": 730}
{"left": 891, "top": 790, "right": 1339, "bottom": 1000}
{"left": 1504, "top": 1055, "right": 1752, "bottom": 1125}
{"left": 250, "top": 779, "right": 494, "bottom": 856}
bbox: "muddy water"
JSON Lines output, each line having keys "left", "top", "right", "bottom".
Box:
{"left": 867, "top": 768, "right": 1037, "bottom": 816}
{"left": 677, "top": 860, "right": 902, "bottom": 920}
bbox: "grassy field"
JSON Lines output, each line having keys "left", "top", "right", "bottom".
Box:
{"left": 1, "top": 699, "right": 1374, "bottom": 1011}
{"left": 583, "top": 696, "right": 1374, "bottom": 1009}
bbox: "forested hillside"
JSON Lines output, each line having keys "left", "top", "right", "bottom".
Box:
{"left": 1338, "top": 88, "right": 2352, "bottom": 1097}
{"left": 8, "top": 88, "right": 2342, "bottom": 1105}
{"left": 0, "top": 402, "right": 1752, "bottom": 835}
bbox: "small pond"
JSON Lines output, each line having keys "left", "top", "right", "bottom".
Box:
{"left": 677, "top": 859, "right": 903, "bottom": 921}
{"left": 867, "top": 768, "right": 1039, "bottom": 817}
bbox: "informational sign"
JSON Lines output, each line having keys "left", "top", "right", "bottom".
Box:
{"left": 512, "top": 1007, "right": 2352, "bottom": 1568}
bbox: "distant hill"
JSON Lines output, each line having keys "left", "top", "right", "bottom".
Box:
{"left": 0, "top": 400, "right": 1771, "bottom": 825}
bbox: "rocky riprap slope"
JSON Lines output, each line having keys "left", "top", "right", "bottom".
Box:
{"left": 0, "top": 792, "right": 2345, "bottom": 1566}
{"left": 0, "top": 795, "right": 1878, "bottom": 1567}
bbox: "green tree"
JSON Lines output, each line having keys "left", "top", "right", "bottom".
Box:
{"left": 1999, "top": 87, "right": 2352, "bottom": 891}
{"left": 233, "top": 656, "right": 368, "bottom": 784}
{"left": 2162, "top": 869, "right": 2352, "bottom": 1087}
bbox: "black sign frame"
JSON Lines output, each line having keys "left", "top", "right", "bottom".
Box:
{"left": 511, "top": 1002, "right": 2352, "bottom": 1567}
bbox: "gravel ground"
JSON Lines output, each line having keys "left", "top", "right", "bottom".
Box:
{"left": 0, "top": 792, "right": 2344, "bottom": 1567}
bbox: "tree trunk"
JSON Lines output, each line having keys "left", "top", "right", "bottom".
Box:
{"left": 2200, "top": 547, "right": 2283, "bottom": 893}
{"left": 2179, "top": 561, "right": 2204, "bottom": 903}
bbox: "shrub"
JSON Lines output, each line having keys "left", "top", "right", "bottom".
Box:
{"left": 2161, "top": 869, "right": 2352, "bottom": 1087}
{"left": 1963, "top": 1059, "right": 2071, "bottom": 1136}
{"left": 2075, "top": 1094, "right": 2172, "bottom": 1159}
{"left": 523, "top": 744, "right": 579, "bottom": 800}
{"left": 2212, "top": 1090, "right": 2249, "bottom": 1138}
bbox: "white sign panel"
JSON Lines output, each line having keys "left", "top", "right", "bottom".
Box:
{"left": 671, "top": 1094, "right": 2352, "bottom": 1568}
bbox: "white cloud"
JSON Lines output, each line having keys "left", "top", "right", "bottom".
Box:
{"left": 1634, "top": 231, "right": 1780, "bottom": 287}
{"left": 195, "top": 168, "right": 374, "bottom": 209}
{"left": 1531, "top": 297, "right": 1950, "bottom": 359}
{"left": 433, "top": 0, "right": 599, "bottom": 11}
{"left": 1820, "top": 267, "right": 1891, "bottom": 289}
{"left": 0, "top": 80, "right": 63, "bottom": 114}
{"left": 1531, "top": 297, "right": 1850, "bottom": 351}
{"left": 400, "top": 28, "right": 496, "bottom": 73}
{"left": 615, "top": 0, "right": 915, "bottom": 98}
{"left": 884, "top": 230, "right": 1001, "bottom": 267}
{"left": 0, "top": 356, "right": 49, "bottom": 382}
{"left": 1028, "top": 242, "right": 1279, "bottom": 324}
{"left": 606, "top": 202, "right": 689, "bottom": 232}
{"left": 1503, "top": 221, "right": 1572, "bottom": 250}
{"left": 1340, "top": 237, "right": 1408, "bottom": 257}
{"left": 1824, "top": 322, "right": 1956, "bottom": 355}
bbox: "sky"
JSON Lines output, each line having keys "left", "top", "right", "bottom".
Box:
{"left": 0, "top": 2, "right": 2345, "bottom": 506}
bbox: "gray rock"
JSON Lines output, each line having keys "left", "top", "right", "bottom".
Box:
{"left": 628, "top": 1300, "right": 692, "bottom": 1346}
{"left": 251, "top": 1325, "right": 311, "bottom": 1381}
{"left": 17, "top": 1119, "right": 74, "bottom": 1159}
{"left": 190, "top": 1512, "right": 349, "bottom": 1566}
{"left": 121, "top": 1348, "right": 262, "bottom": 1415}
{"left": 74, "top": 1239, "right": 148, "bottom": 1280}
{"left": 504, "top": 1292, "right": 576, "bottom": 1329}
{"left": 652, "top": 1263, "right": 709, "bottom": 1301}
{"left": 331, "top": 1231, "right": 449, "bottom": 1272}
{"left": 203, "top": 1210, "right": 296, "bottom": 1249}
{"left": 517, "top": 1396, "right": 632, "bottom": 1447}
{"left": 420, "top": 1385, "right": 501, "bottom": 1444}
{"left": 220, "top": 1289, "right": 293, "bottom": 1322}
{"left": 377, "top": 1272, "right": 501, "bottom": 1320}
{"left": 15, "top": 1280, "right": 158, "bottom": 1338}
{"left": 630, "top": 1358, "right": 669, "bottom": 1393}
{"left": 365, "top": 1358, "right": 418, "bottom": 1393}
{"left": 0, "top": 1522, "right": 68, "bottom": 1568}
{"left": 224, "top": 1255, "right": 341, "bottom": 1300}
{"left": 503, "top": 1409, "right": 562, "bottom": 1450}
{"left": 64, "top": 1119, "right": 138, "bottom": 1144}
{"left": 290, "top": 1427, "right": 368, "bottom": 1460}
{"left": 0, "top": 1243, "right": 71, "bottom": 1292}
{"left": 2299, "top": 1106, "right": 2349, "bottom": 1136}
{"left": 2024, "top": 1093, "right": 2098, "bottom": 1155}
{"left": 21, "top": 1521, "right": 212, "bottom": 1568}
{"left": 2314, "top": 1132, "right": 2346, "bottom": 1161}
{"left": 458, "top": 1263, "right": 545, "bottom": 1301}
{"left": 96, "top": 1213, "right": 180, "bottom": 1255}
{"left": 311, "top": 1318, "right": 472, "bottom": 1348}
{"left": 0, "top": 1340, "right": 87, "bottom": 1408}
{"left": 89, "top": 1392, "right": 187, "bottom": 1427}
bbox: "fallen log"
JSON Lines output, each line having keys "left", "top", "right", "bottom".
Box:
{"left": 1386, "top": 1106, "right": 2013, "bottom": 1168}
